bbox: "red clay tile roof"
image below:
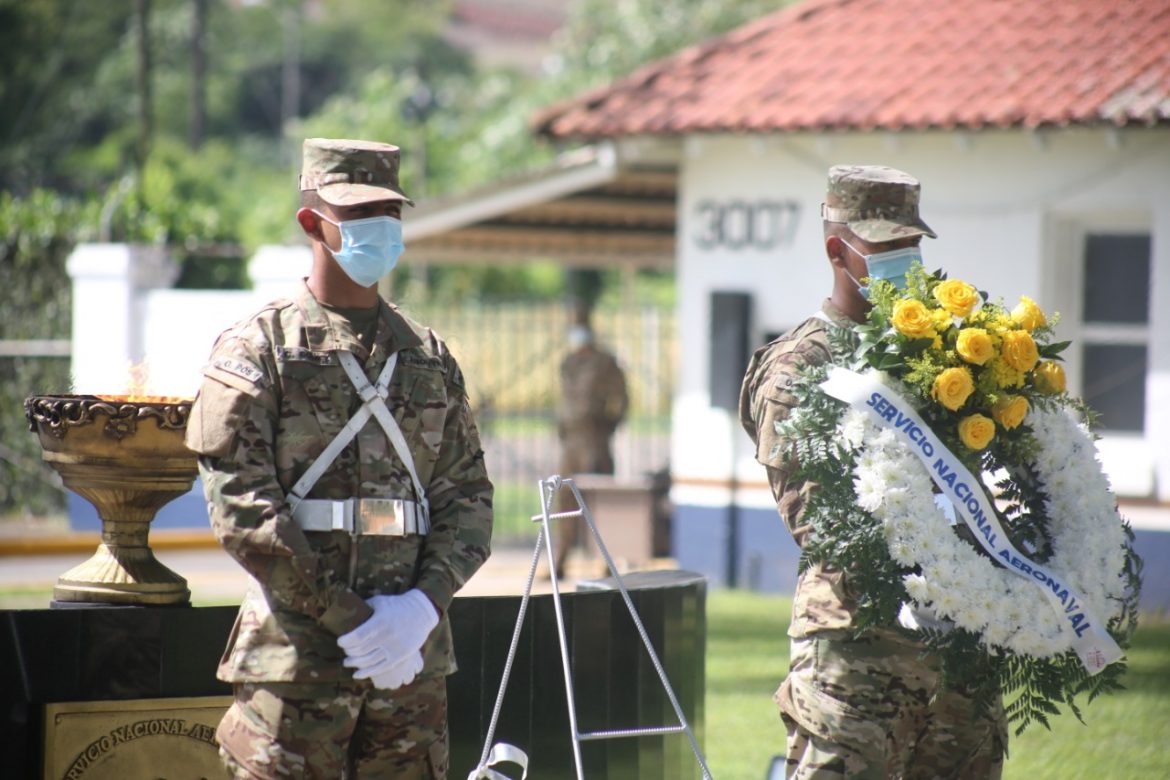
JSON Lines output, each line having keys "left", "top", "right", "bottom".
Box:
{"left": 533, "top": 0, "right": 1170, "bottom": 139}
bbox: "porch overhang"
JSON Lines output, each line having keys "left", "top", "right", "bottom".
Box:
{"left": 404, "top": 144, "right": 677, "bottom": 269}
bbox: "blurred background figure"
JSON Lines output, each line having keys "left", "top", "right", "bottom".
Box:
{"left": 553, "top": 320, "right": 628, "bottom": 579}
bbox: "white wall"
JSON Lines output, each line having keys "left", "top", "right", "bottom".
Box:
{"left": 67, "top": 244, "right": 311, "bottom": 398}
{"left": 670, "top": 127, "right": 1170, "bottom": 501}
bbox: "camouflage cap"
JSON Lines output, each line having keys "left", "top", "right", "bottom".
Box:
{"left": 300, "top": 138, "right": 414, "bottom": 207}
{"left": 822, "top": 164, "right": 936, "bottom": 242}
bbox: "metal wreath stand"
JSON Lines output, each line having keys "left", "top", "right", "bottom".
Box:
{"left": 468, "top": 475, "right": 713, "bottom": 780}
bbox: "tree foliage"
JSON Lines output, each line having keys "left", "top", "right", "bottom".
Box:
{"left": 0, "top": 190, "right": 97, "bottom": 514}
{"left": 550, "top": 0, "right": 784, "bottom": 89}
{"left": 1, "top": 0, "right": 788, "bottom": 259}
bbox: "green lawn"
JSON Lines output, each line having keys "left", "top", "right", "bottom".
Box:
{"left": 705, "top": 590, "right": 1170, "bottom": 780}
{"left": 0, "top": 586, "right": 55, "bottom": 610}
{"left": 705, "top": 590, "right": 792, "bottom": 778}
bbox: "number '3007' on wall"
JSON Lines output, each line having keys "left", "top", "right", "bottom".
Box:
{"left": 693, "top": 200, "right": 801, "bottom": 251}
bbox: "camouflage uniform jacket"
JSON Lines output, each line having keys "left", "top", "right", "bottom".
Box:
{"left": 738, "top": 299, "right": 857, "bottom": 638}
{"left": 558, "top": 346, "right": 628, "bottom": 473}
{"left": 186, "top": 282, "right": 493, "bottom": 683}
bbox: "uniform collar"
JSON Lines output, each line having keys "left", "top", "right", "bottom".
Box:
{"left": 295, "top": 281, "right": 423, "bottom": 358}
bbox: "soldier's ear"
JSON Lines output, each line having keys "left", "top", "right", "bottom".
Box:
{"left": 825, "top": 235, "right": 847, "bottom": 267}
{"left": 296, "top": 208, "right": 323, "bottom": 241}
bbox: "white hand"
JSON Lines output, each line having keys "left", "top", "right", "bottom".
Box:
{"left": 897, "top": 601, "right": 955, "bottom": 633}
{"left": 337, "top": 589, "right": 439, "bottom": 661}
{"left": 347, "top": 649, "right": 424, "bottom": 690}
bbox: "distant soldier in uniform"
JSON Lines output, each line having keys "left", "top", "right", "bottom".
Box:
{"left": 739, "top": 166, "right": 1006, "bottom": 778}
{"left": 553, "top": 323, "right": 628, "bottom": 579}
{"left": 186, "top": 138, "right": 492, "bottom": 779}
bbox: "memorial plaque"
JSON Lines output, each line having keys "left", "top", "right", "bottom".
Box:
{"left": 43, "top": 696, "right": 230, "bottom": 780}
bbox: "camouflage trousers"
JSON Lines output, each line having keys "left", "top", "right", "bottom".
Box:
{"left": 775, "top": 630, "right": 1006, "bottom": 780}
{"left": 216, "top": 674, "right": 449, "bottom": 779}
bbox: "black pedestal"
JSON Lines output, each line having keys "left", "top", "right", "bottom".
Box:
{"left": 3, "top": 570, "right": 706, "bottom": 779}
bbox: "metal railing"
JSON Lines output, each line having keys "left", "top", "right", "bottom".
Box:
{"left": 401, "top": 300, "right": 676, "bottom": 540}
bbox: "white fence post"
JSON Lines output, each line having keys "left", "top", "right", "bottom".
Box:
{"left": 66, "top": 243, "right": 178, "bottom": 394}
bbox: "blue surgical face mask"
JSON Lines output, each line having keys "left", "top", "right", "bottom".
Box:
{"left": 316, "top": 212, "right": 405, "bottom": 287}
{"left": 840, "top": 239, "right": 922, "bottom": 298}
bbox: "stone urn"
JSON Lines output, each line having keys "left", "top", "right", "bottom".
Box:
{"left": 25, "top": 395, "right": 197, "bottom": 606}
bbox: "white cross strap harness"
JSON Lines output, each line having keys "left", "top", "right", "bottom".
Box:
{"left": 288, "top": 350, "right": 430, "bottom": 537}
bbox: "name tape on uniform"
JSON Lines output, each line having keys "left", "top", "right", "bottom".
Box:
{"left": 211, "top": 356, "right": 264, "bottom": 385}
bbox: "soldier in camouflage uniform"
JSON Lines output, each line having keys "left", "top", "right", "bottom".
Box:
{"left": 739, "top": 166, "right": 1006, "bottom": 779}
{"left": 186, "top": 138, "right": 492, "bottom": 779}
{"left": 553, "top": 324, "right": 628, "bottom": 578}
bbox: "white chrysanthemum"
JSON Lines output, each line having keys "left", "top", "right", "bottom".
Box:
{"left": 904, "top": 573, "right": 931, "bottom": 603}
{"left": 840, "top": 410, "right": 870, "bottom": 449}
{"left": 886, "top": 515, "right": 917, "bottom": 538}
{"left": 924, "top": 579, "right": 950, "bottom": 606}
{"left": 982, "top": 622, "right": 1011, "bottom": 649}
{"left": 883, "top": 488, "right": 913, "bottom": 516}
{"left": 934, "top": 588, "right": 963, "bottom": 618}
{"left": 854, "top": 471, "right": 886, "bottom": 512}
{"left": 905, "top": 506, "right": 938, "bottom": 534}
{"left": 971, "top": 593, "right": 1000, "bottom": 627}
{"left": 954, "top": 602, "right": 989, "bottom": 631}
{"left": 1045, "top": 470, "right": 1074, "bottom": 498}
{"left": 874, "top": 459, "right": 907, "bottom": 489}
{"left": 1002, "top": 600, "right": 1027, "bottom": 630}
{"left": 889, "top": 539, "right": 917, "bottom": 567}
{"left": 856, "top": 450, "right": 883, "bottom": 472}
{"left": 915, "top": 533, "right": 941, "bottom": 562}
{"left": 946, "top": 561, "right": 976, "bottom": 594}
{"left": 873, "top": 427, "right": 899, "bottom": 449}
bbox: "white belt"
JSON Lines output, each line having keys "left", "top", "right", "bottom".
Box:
{"left": 292, "top": 497, "right": 430, "bottom": 536}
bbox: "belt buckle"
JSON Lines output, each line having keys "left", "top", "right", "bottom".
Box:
{"left": 357, "top": 498, "right": 405, "bottom": 536}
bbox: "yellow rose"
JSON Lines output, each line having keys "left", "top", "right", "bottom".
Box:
{"left": 1034, "top": 360, "right": 1067, "bottom": 394}
{"left": 933, "top": 279, "right": 979, "bottom": 318}
{"left": 955, "top": 328, "right": 994, "bottom": 366}
{"left": 932, "top": 367, "right": 975, "bottom": 411}
{"left": 991, "top": 395, "right": 1029, "bottom": 430}
{"left": 1000, "top": 330, "right": 1039, "bottom": 372}
{"left": 891, "top": 299, "right": 935, "bottom": 339}
{"left": 958, "top": 414, "right": 996, "bottom": 450}
{"left": 1011, "top": 295, "right": 1047, "bottom": 331}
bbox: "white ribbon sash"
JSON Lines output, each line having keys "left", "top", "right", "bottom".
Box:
{"left": 821, "top": 367, "right": 1123, "bottom": 674}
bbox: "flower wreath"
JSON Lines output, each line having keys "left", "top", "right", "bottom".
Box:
{"left": 777, "top": 265, "right": 1142, "bottom": 732}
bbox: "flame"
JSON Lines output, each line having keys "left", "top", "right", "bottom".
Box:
{"left": 96, "top": 394, "right": 190, "bottom": 403}
{"left": 94, "top": 360, "right": 191, "bottom": 404}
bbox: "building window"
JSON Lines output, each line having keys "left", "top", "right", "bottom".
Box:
{"left": 1079, "top": 234, "right": 1150, "bottom": 433}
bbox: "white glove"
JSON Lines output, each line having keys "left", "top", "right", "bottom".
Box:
{"left": 337, "top": 589, "right": 439, "bottom": 665}
{"left": 897, "top": 601, "right": 955, "bottom": 634}
{"left": 347, "top": 648, "right": 424, "bottom": 690}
